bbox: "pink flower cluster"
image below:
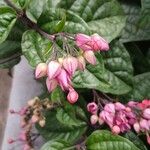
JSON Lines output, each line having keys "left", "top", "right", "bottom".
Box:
{"left": 87, "top": 99, "right": 150, "bottom": 144}
{"left": 35, "top": 33, "right": 109, "bottom": 104}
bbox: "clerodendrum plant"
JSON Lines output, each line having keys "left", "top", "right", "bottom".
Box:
{"left": 0, "top": 0, "right": 150, "bottom": 149}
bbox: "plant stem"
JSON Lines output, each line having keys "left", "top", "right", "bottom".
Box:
{"left": 4, "top": 0, "right": 54, "bottom": 41}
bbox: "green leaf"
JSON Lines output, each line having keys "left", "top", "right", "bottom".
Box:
{"left": 21, "top": 30, "right": 52, "bottom": 68}
{"left": 40, "top": 139, "right": 74, "bottom": 150}
{"left": 120, "top": 1, "right": 150, "bottom": 42}
{"left": 38, "top": 8, "right": 90, "bottom": 34}
{"left": 51, "top": 87, "right": 65, "bottom": 104}
{"left": 56, "top": 103, "right": 87, "bottom": 127}
{"left": 73, "top": 42, "right": 133, "bottom": 95}
{"left": 124, "top": 132, "right": 147, "bottom": 150}
{"left": 126, "top": 72, "right": 150, "bottom": 100}
{"left": 37, "top": 110, "right": 87, "bottom": 143}
{"left": 26, "top": 0, "right": 47, "bottom": 23}
{"left": 86, "top": 130, "right": 140, "bottom": 150}
{"left": 58, "top": 0, "right": 126, "bottom": 42}
{"left": 38, "top": 8, "right": 67, "bottom": 34}
{"left": 0, "top": 6, "right": 17, "bottom": 44}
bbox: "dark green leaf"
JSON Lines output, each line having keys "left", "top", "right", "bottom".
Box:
{"left": 0, "top": 6, "right": 17, "bottom": 44}
{"left": 120, "top": 1, "right": 150, "bottom": 42}
{"left": 51, "top": 87, "right": 65, "bottom": 104}
{"left": 73, "top": 42, "right": 133, "bottom": 95}
{"left": 86, "top": 130, "right": 140, "bottom": 150}
{"left": 126, "top": 72, "right": 150, "bottom": 100}
{"left": 26, "top": 0, "right": 47, "bottom": 23}
{"left": 37, "top": 110, "right": 87, "bottom": 143}
{"left": 40, "top": 139, "right": 75, "bottom": 150}
{"left": 38, "top": 8, "right": 90, "bottom": 34}
{"left": 124, "top": 132, "right": 147, "bottom": 150}
{"left": 58, "top": 0, "right": 126, "bottom": 42}
{"left": 21, "top": 30, "right": 52, "bottom": 68}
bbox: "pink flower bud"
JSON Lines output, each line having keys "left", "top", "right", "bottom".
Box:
{"left": 8, "top": 138, "right": 15, "bottom": 144}
{"left": 115, "top": 102, "right": 126, "bottom": 110}
{"left": 83, "top": 50, "right": 96, "bottom": 65}
{"left": 23, "top": 144, "right": 31, "bottom": 150}
{"left": 46, "top": 78, "right": 58, "bottom": 92}
{"left": 27, "top": 99, "right": 36, "bottom": 107}
{"left": 104, "top": 103, "right": 115, "bottom": 114}
{"left": 57, "top": 69, "right": 71, "bottom": 91}
{"left": 139, "top": 119, "right": 149, "bottom": 131}
{"left": 143, "top": 108, "right": 150, "bottom": 120}
{"left": 47, "top": 61, "right": 61, "bottom": 80}
{"left": 63, "top": 56, "right": 78, "bottom": 75}
{"left": 91, "top": 33, "right": 109, "bottom": 51}
{"left": 19, "top": 131, "right": 27, "bottom": 141}
{"left": 35, "top": 63, "right": 47, "bottom": 78}
{"left": 90, "top": 115, "right": 98, "bottom": 125}
{"left": 75, "top": 33, "right": 92, "bottom": 51}
{"left": 98, "top": 117, "right": 104, "bottom": 125}
{"left": 133, "top": 122, "right": 140, "bottom": 133}
{"left": 112, "top": 125, "right": 120, "bottom": 134}
{"left": 31, "top": 115, "right": 39, "bottom": 123}
{"left": 67, "top": 88, "right": 78, "bottom": 104}
{"left": 146, "top": 133, "right": 150, "bottom": 145}
{"left": 87, "top": 102, "right": 98, "bottom": 114}
{"left": 19, "top": 107, "right": 28, "bottom": 116}
{"left": 77, "top": 56, "right": 86, "bottom": 71}
{"left": 127, "top": 101, "right": 138, "bottom": 107}
{"left": 39, "top": 119, "right": 46, "bottom": 127}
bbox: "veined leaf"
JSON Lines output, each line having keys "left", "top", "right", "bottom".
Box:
{"left": 86, "top": 130, "right": 140, "bottom": 150}
{"left": 21, "top": 30, "right": 52, "bottom": 68}
{"left": 0, "top": 6, "right": 17, "bottom": 44}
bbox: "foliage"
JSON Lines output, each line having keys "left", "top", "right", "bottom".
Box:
{"left": 0, "top": 0, "right": 150, "bottom": 149}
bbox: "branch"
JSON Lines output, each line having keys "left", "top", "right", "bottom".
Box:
{"left": 4, "top": 0, "right": 54, "bottom": 41}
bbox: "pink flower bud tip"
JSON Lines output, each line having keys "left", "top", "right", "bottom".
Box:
{"left": 87, "top": 102, "right": 98, "bottom": 114}
{"left": 90, "top": 115, "right": 98, "bottom": 125}
{"left": 46, "top": 78, "right": 58, "bottom": 92}
{"left": 83, "top": 50, "right": 96, "bottom": 65}
{"left": 31, "top": 115, "right": 39, "bottom": 123}
{"left": 23, "top": 144, "right": 32, "bottom": 150}
{"left": 9, "top": 109, "right": 15, "bottom": 114}
{"left": 78, "top": 56, "right": 86, "bottom": 71}
{"left": 139, "top": 119, "right": 149, "bottom": 131}
{"left": 147, "top": 134, "right": 150, "bottom": 145}
{"left": 75, "top": 33, "right": 92, "bottom": 51}
{"left": 67, "top": 88, "right": 78, "bottom": 104}
{"left": 19, "top": 131, "right": 27, "bottom": 141}
{"left": 47, "top": 61, "right": 61, "bottom": 80}
{"left": 112, "top": 125, "right": 120, "bottom": 134}
{"left": 8, "top": 138, "right": 15, "bottom": 144}
{"left": 35, "top": 63, "right": 47, "bottom": 78}
{"left": 104, "top": 103, "right": 115, "bottom": 114}
{"left": 133, "top": 122, "right": 140, "bottom": 133}
{"left": 91, "top": 33, "right": 109, "bottom": 51}
{"left": 27, "top": 99, "right": 36, "bottom": 107}
{"left": 143, "top": 108, "right": 150, "bottom": 120}
{"left": 63, "top": 56, "right": 78, "bottom": 75}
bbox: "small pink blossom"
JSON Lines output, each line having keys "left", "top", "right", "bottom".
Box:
{"left": 46, "top": 78, "right": 58, "bottom": 92}
{"left": 75, "top": 33, "right": 92, "bottom": 51}
{"left": 83, "top": 50, "right": 96, "bottom": 65}
{"left": 63, "top": 56, "right": 78, "bottom": 75}
{"left": 90, "top": 115, "right": 98, "bottom": 125}
{"left": 87, "top": 102, "right": 98, "bottom": 114}
{"left": 8, "top": 138, "right": 15, "bottom": 144}
{"left": 143, "top": 108, "right": 150, "bottom": 120}
{"left": 31, "top": 115, "right": 39, "bottom": 123}
{"left": 139, "top": 119, "right": 149, "bottom": 131}
{"left": 57, "top": 69, "right": 71, "bottom": 91}
{"left": 67, "top": 88, "right": 78, "bottom": 104}
{"left": 115, "top": 102, "right": 126, "bottom": 111}
{"left": 77, "top": 56, "right": 86, "bottom": 71}
{"left": 47, "top": 61, "right": 61, "bottom": 80}
{"left": 90, "top": 33, "right": 109, "bottom": 51}
{"left": 35, "top": 63, "right": 47, "bottom": 78}
{"left": 112, "top": 125, "right": 120, "bottom": 134}
{"left": 133, "top": 122, "right": 140, "bottom": 133}
{"left": 19, "top": 131, "right": 27, "bottom": 141}
{"left": 104, "top": 103, "right": 115, "bottom": 114}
